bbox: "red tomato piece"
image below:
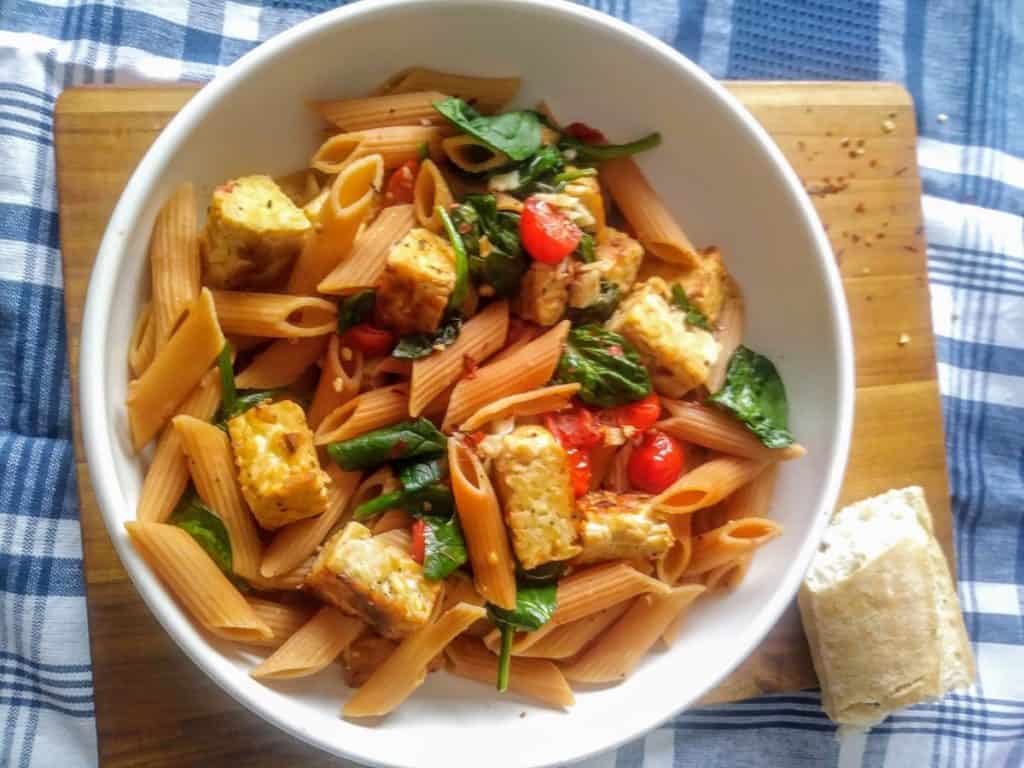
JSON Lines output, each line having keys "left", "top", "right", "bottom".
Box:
{"left": 627, "top": 430, "right": 685, "bottom": 494}
{"left": 520, "top": 196, "right": 582, "bottom": 264}
{"left": 544, "top": 408, "right": 602, "bottom": 449}
{"left": 343, "top": 323, "right": 395, "bottom": 357}
{"left": 602, "top": 393, "right": 662, "bottom": 431}
{"left": 565, "top": 447, "right": 591, "bottom": 498}
{"left": 384, "top": 159, "right": 419, "bottom": 205}
{"left": 410, "top": 520, "right": 426, "bottom": 564}
{"left": 564, "top": 122, "right": 607, "bottom": 145}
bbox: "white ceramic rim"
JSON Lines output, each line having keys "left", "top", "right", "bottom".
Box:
{"left": 79, "top": 1, "right": 855, "bottom": 765}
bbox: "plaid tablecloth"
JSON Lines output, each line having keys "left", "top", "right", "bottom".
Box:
{"left": 1, "top": 1, "right": 1021, "bottom": 766}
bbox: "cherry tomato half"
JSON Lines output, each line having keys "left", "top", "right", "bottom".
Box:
{"left": 520, "top": 196, "right": 582, "bottom": 265}
{"left": 601, "top": 393, "right": 662, "bottom": 431}
{"left": 564, "top": 121, "right": 608, "bottom": 145}
{"left": 410, "top": 520, "right": 426, "bottom": 564}
{"left": 343, "top": 323, "right": 395, "bottom": 357}
{"left": 627, "top": 430, "right": 685, "bottom": 494}
{"left": 545, "top": 407, "right": 603, "bottom": 449}
{"left": 384, "top": 159, "right": 419, "bottom": 205}
{"left": 565, "top": 446, "right": 591, "bottom": 498}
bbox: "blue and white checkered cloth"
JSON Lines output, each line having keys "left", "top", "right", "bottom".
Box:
{"left": 1, "top": 1, "right": 1020, "bottom": 766}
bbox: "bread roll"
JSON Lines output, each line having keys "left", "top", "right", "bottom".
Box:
{"left": 798, "top": 487, "right": 974, "bottom": 727}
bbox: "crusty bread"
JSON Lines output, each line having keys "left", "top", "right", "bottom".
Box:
{"left": 798, "top": 487, "right": 975, "bottom": 727}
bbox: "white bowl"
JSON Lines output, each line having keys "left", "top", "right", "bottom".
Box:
{"left": 80, "top": 1, "right": 854, "bottom": 765}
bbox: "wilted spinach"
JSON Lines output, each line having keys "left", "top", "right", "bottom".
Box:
{"left": 669, "top": 284, "right": 712, "bottom": 331}
{"left": 169, "top": 489, "right": 232, "bottom": 576}
{"left": 709, "top": 345, "right": 795, "bottom": 448}
{"left": 391, "top": 315, "right": 463, "bottom": 360}
{"left": 567, "top": 280, "right": 621, "bottom": 326}
{"left": 553, "top": 325, "right": 651, "bottom": 407}
{"left": 433, "top": 98, "right": 542, "bottom": 161}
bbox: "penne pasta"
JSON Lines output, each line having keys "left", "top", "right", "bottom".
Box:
{"left": 600, "top": 157, "right": 699, "bottom": 267}
{"left": 651, "top": 455, "right": 768, "bottom": 516}
{"left": 459, "top": 383, "right": 580, "bottom": 432}
{"left": 603, "top": 443, "right": 634, "bottom": 493}
{"left": 173, "top": 415, "right": 264, "bottom": 581}
{"left": 683, "top": 517, "right": 783, "bottom": 576}
{"left": 377, "top": 68, "right": 520, "bottom": 113}
{"left": 448, "top": 439, "right": 516, "bottom": 610}
{"left": 371, "top": 508, "right": 414, "bottom": 534}
{"left": 311, "top": 90, "right": 450, "bottom": 131}
{"left": 137, "top": 367, "right": 222, "bottom": 523}
{"left": 343, "top": 602, "right": 486, "bottom": 718}
{"left": 126, "top": 288, "right": 225, "bottom": 451}
{"left": 289, "top": 154, "right": 384, "bottom": 295}
{"left": 274, "top": 168, "right": 321, "bottom": 207}
{"left": 251, "top": 606, "right": 365, "bottom": 680}
{"left": 441, "top": 134, "right": 509, "bottom": 173}
{"left": 446, "top": 637, "right": 575, "bottom": 709}
{"left": 442, "top": 320, "right": 569, "bottom": 432}
{"left": 150, "top": 182, "right": 201, "bottom": 349}
{"left": 702, "top": 554, "right": 753, "bottom": 592}
{"left": 413, "top": 159, "right": 455, "bottom": 232}
{"left": 260, "top": 465, "right": 361, "bottom": 578}
{"left": 249, "top": 557, "right": 314, "bottom": 592}
{"left": 561, "top": 585, "right": 705, "bottom": 682}
{"left": 211, "top": 291, "right": 337, "bottom": 338}
{"left": 308, "top": 336, "right": 363, "bottom": 429}
{"left": 409, "top": 300, "right": 509, "bottom": 417}
{"left": 234, "top": 336, "right": 328, "bottom": 390}
{"left": 128, "top": 302, "right": 156, "bottom": 377}
{"left": 125, "top": 522, "right": 271, "bottom": 643}
{"left": 373, "top": 528, "right": 412, "bottom": 553}
{"left": 705, "top": 289, "right": 744, "bottom": 393}
{"left": 656, "top": 514, "right": 693, "bottom": 585}
{"left": 242, "top": 597, "right": 316, "bottom": 648}
{"left": 317, "top": 204, "right": 416, "bottom": 294}
{"left": 314, "top": 384, "right": 409, "bottom": 445}
{"left": 516, "top": 600, "right": 632, "bottom": 660}
{"left": 311, "top": 127, "right": 445, "bottom": 175}
{"left": 716, "top": 462, "right": 779, "bottom": 528}
{"left": 657, "top": 402, "right": 806, "bottom": 462}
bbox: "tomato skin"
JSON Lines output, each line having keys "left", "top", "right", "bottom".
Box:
{"left": 564, "top": 122, "right": 607, "bottom": 145}
{"left": 627, "top": 431, "right": 685, "bottom": 494}
{"left": 343, "top": 323, "right": 395, "bottom": 357}
{"left": 520, "top": 197, "right": 582, "bottom": 264}
{"left": 565, "top": 447, "right": 591, "bottom": 498}
{"left": 384, "top": 159, "right": 419, "bottom": 204}
{"left": 410, "top": 520, "right": 426, "bottom": 564}
{"left": 544, "top": 407, "right": 602, "bottom": 449}
{"left": 602, "top": 393, "right": 662, "bottom": 431}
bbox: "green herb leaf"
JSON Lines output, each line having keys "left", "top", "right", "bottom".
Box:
{"left": 397, "top": 457, "right": 448, "bottom": 493}
{"left": 669, "top": 284, "right": 712, "bottom": 331}
{"left": 169, "top": 490, "right": 232, "bottom": 576}
{"left": 438, "top": 206, "right": 469, "bottom": 313}
{"left": 505, "top": 145, "right": 564, "bottom": 194}
{"left": 391, "top": 315, "right": 463, "bottom": 360}
{"left": 421, "top": 514, "right": 468, "bottom": 581}
{"left": 560, "top": 131, "right": 661, "bottom": 162}
{"left": 709, "top": 345, "right": 795, "bottom": 448}
{"left": 552, "top": 167, "right": 598, "bottom": 186}
{"left": 516, "top": 561, "right": 567, "bottom": 585}
{"left": 337, "top": 290, "right": 376, "bottom": 334}
{"left": 352, "top": 490, "right": 404, "bottom": 522}
{"left": 553, "top": 325, "right": 651, "bottom": 407}
{"left": 567, "top": 280, "right": 621, "bottom": 326}
{"left": 327, "top": 418, "right": 447, "bottom": 471}
{"left": 352, "top": 483, "right": 454, "bottom": 522}
{"left": 433, "top": 98, "right": 542, "bottom": 161}
{"left": 488, "top": 583, "right": 558, "bottom": 632}
{"left": 496, "top": 623, "right": 514, "bottom": 692}
{"left": 215, "top": 343, "right": 279, "bottom": 425}
{"left": 573, "top": 232, "right": 596, "bottom": 264}
{"left": 451, "top": 195, "right": 527, "bottom": 298}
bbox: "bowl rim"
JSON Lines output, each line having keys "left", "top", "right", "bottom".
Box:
{"left": 79, "top": 0, "right": 855, "bottom": 765}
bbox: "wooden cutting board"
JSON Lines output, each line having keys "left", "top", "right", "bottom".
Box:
{"left": 54, "top": 82, "right": 950, "bottom": 767}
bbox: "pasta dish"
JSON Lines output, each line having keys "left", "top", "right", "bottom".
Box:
{"left": 123, "top": 68, "right": 804, "bottom": 717}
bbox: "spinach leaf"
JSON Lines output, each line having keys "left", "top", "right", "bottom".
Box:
{"left": 327, "top": 418, "right": 447, "bottom": 470}
{"left": 391, "top": 315, "right": 463, "bottom": 360}
{"left": 552, "top": 167, "right": 598, "bottom": 186}
{"left": 421, "top": 514, "right": 468, "bottom": 581}
{"left": 669, "top": 284, "right": 712, "bottom": 331}
{"left": 573, "top": 232, "right": 596, "bottom": 264}
{"left": 487, "top": 583, "right": 559, "bottom": 692}
{"left": 451, "top": 195, "right": 527, "bottom": 298}
{"left": 433, "top": 98, "right": 542, "bottom": 161}
{"left": 397, "top": 457, "right": 448, "bottom": 493}
{"left": 169, "top": 489, "right": 232, "bottom": 576}
{"left": 215, "top": 343, "right": 279, "bottom": 425}
{"left": 709, "top": 345, "right": 795, "bottom": 448}
{"left": 560, "top": 131, "right": 661, "bottom": 162}
{"left": 553, "top": 325, "right": 651, "bottom": 407}
{"left": 352, "top": 483, "right": 454, "bottom": 522}
{"left": 505, "top": 145, "right": 564, "bottom": 194}
{"left": 567, "top": 280, "right": 621, "bottom": 326}
{"left": 517, "top": 561, "right": 567, "bottom": 586}
{"left": 438, "top": 206, "right": 469, "bottom": 313}
{"left": 337, "top": 290, "right": 376, "bottom": 334}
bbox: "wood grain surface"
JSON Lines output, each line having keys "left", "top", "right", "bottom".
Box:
{"left": 54, "top": 81, "right": 951, "bottom": 765}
